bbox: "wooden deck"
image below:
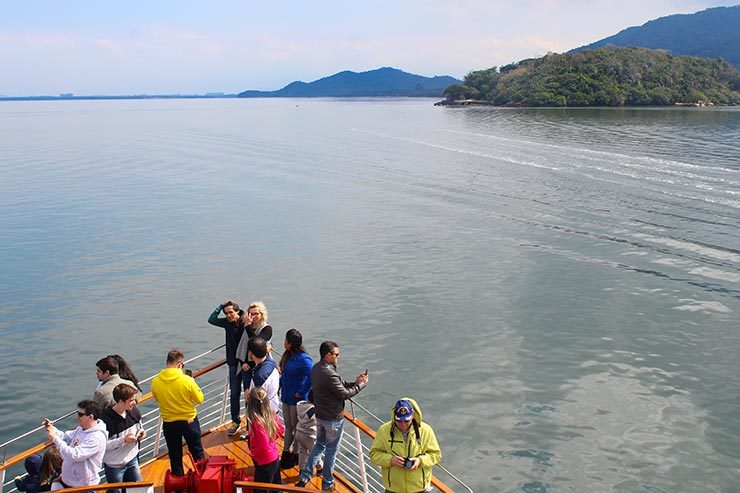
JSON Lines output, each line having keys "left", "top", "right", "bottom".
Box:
{"left": 140, "top": 422, "right": 359, "bottom": 493}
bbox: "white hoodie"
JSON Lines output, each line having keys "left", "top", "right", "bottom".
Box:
{"left": 53, "top": 421, "right": 108, "bottom": 486}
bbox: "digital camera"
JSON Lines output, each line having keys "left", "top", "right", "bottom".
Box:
{"left": 404, "top": 457, "right": 414, "bottom": 469}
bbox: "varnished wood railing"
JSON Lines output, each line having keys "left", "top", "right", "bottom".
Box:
{"left": 341, "top": 414, "right": 455, "bottom": 493}
{"left": 0, "top": 354, "right": 227, "bottom": 474}
{"left": 1, "top": 345, "right": 471, "bottom": 493}
{"left": 38, "top": 482, "right": 155, "bottom": 493}
{"left": 235, "top": 481, "right": 330, "bottom": 492}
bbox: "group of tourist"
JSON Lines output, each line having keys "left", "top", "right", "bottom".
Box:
{"left": 31, "top": 298, "right": 441, "bottom": 493}
{"left": 208, "top": 299, "right": 442, "bottom": 493}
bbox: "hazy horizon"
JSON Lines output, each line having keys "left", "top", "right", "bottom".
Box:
{"left": 1, "top": 0, "right": 737, "bottom": 96}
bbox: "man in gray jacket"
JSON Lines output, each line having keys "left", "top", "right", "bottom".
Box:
{"left": 94, "top": 356, "right": 136, "bottom": 410}
{"left": 296, "top": 341, "right": 369, "bottom": 492}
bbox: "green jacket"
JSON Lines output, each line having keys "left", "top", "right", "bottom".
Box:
{"left": 369, "top": 398, "right": 442, "bottom": 493}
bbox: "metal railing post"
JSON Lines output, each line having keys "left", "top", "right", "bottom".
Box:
{"left": 219, "top": 372, "right": 229, "bottom": 425}
{"left": 1, "top": 467, "right": 6, "bottom": 493}
{"left": 351, "top": 424, "right": 369, "bottom": 493}
{"left": 153, "top": 417, "right": 163, "bottom": 456}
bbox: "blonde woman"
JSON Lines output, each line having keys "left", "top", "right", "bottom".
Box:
{"left": 246, "top": 387, "right": 284, "bottom": 492}
{"left": 236, "top": 301, "right": 273, "bottom": 372}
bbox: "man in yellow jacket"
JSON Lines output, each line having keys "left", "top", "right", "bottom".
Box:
{"left": 151, "top": 349, "right": 205, "bottom": 476}
{"left": 370, "top": 398, "right": 441, "bottom": 493}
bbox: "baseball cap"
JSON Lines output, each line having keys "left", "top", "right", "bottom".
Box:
{"left": 394, "top": 400, "right": 414, "bottom": 422}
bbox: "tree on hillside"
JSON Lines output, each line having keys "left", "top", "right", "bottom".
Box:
{"left": 442, "top": 47, "right": 739, "bottom": 107}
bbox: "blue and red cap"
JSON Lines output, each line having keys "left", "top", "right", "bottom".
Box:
{"left": 394, "top": 399, "right": 414, "bottom": 422}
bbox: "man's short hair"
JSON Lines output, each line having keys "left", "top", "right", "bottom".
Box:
{"left": 247, "top": 337, "right": 267, "bottom": 359}
{"left": 319, "top": 340, "right": 339, "bottom": 359}
{"left": 77, "top": 399, "right": 101, "bottom": 420}
{"left": 166, "top": 349, "right": 184, "bottom": 365}
{"left": 223, "top": 300, "right": 241, "bottom": 312}
{"left": 112, "top": 383, "right": 138, "bottom": 403}
{"left": 96, "top": 356, "right": 119, "bottom": 375}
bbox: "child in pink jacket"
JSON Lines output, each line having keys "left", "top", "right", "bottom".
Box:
{"left": 246, "top": 386, "right": 285, "bottom": 492}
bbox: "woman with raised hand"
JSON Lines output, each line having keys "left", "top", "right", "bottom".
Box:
{"left": 235, "top": 301, "right": 273, "bottom": 386}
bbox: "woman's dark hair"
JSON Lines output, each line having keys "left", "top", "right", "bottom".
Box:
{"left": 40, "top": 446, "right": 62, "bottom": 486}
{"left": 279, "top": 328, "right": 306, "bottom": 370}
{"left": 285, "top": 328, "right": 305, "bottom": 353}
{"left": 109, "top": 354, "right": 141, "bottom": 390}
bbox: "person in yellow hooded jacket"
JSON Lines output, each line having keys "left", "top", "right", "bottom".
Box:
{"left": 151, "top": 349, "right": 205, "bottom": 476}
{"left": 369, "top": 398, "right": 441, "bottom": 493}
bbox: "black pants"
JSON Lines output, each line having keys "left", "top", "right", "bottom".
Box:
{"left": 162, "top": 417, "right": 205, "bottom": 476}
{"left": 253, "top": 458, "right": 281, "bottom": 493}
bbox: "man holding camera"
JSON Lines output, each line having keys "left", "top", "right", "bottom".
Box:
{"left": 296, "top": 341, "right": 368, "bottom": 492}
{"left": 44, "top": 400, "right": 108, "bottom": 490}
{"left": 151, "top": 349, "right": 205, "bottom": 477}
{"left": 369, "top": 398, "right": 441, "bottom": 493}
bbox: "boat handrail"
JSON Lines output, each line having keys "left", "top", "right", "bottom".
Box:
{"left": 346, "top": 399, "right": 473, "bottom": 493}
{"left": 234, "top": 481, "right": 323, "bottom": 492}
{"left": 0, "top": 345, "right": 227, "bottom": 456}
{"left": 40, "top": 482, "right": 155, "bottom": 493}
{"left": 2, "top": 344, "right": 473, "bottom": 493}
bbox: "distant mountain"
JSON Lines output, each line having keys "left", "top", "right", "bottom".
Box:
{"left": 571, "top": 6, "right": 740, "bottom": 68}
{"left": 238, "top": 67, "right": 461, "bottom": 98}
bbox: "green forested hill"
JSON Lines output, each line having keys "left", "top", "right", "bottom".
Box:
{"left": 572, "top": 6, "right": 740, "bottom": 68}
{"left": 442, "top": 47, "right": 740, "bottom": 107}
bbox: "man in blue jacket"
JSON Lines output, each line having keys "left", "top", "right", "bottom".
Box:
{"left": 208, "top": 300, "right": 246, "bottom": 435}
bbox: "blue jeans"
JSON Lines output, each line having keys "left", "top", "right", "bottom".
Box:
{"left": 298, "top": 418, "right": 344, "bottom": 490}
{"left": 228, "top": 364, "right": 241, "bottom": 424}
{"left": 104, "top": 457, "right": 141, "bottom": 493}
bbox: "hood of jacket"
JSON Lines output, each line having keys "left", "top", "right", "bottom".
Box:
{"left": 24, "top": 454, "right": 42, "bottom": 475}
{"left": 101, "top": 405, "right": 141, "bottom": 436}
{"left": 389, "top": 397, "right": 423, "bottom": 427}
{"left": 85, "top": 420, "right": 109, "bottom": 437}
{"left": 156, "top": 367, "right": 185, "bottom": 383}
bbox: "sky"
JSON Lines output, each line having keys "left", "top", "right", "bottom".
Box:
{"left": 0, "top": 0, "right": 737, "bottom": 96}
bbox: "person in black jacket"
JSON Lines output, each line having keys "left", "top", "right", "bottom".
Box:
{"left": 295, "top": 341, "right": 369, "bottom": 492}
{"left": 100, "top": 384, "right": 145, "bottom": 493}
{"left": 208, "top": 300, "right": 248, "bottom": 435}
{"left": 14, "top": 454, "right": 42, "bottom": 493}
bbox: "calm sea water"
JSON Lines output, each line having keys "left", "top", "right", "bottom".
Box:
{"left": 1, "top": 99, "right": 739, "bottom": 492}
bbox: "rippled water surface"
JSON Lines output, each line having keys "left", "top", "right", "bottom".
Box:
{"left": 1, "top": 100, "right": 739, "bottom": 492}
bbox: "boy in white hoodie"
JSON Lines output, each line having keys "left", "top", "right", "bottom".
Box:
{"left": 44, "top": 400, "right": 108, "bottom": 490}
